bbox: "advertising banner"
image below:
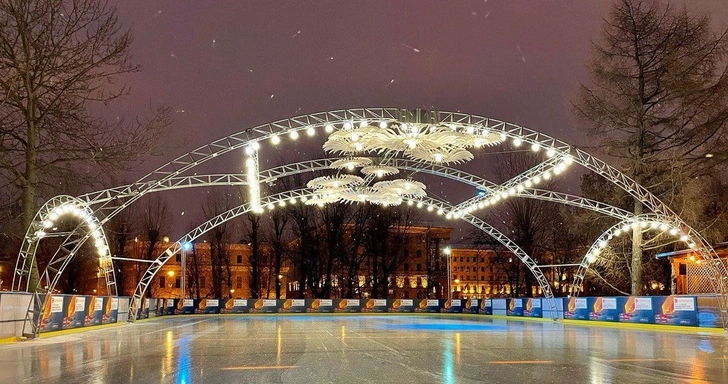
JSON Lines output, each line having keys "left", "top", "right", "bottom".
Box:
{"left": 335, "top": 299, "right": 361, "bottom": 313}
{"left": 40, "top": 295, "right": 65, "bottom": 331}
{"left": 390, "top": 299, "right": 416, "bottom": 313}
{"left": 619, "top": 296, "right": 654, "bottom": 323}
{"left": 222, "top": 298, "right": 249, "bottom": 313}
{"left": 89, "top": 296, "right": 105, "bottom": 325}
{"left": 564, "top": 297, "right": 589, "bottom": 320}
{"left": 589, "top": 297, "right": 619, "bottom": 321}
{"left": 279, "top": 299, "right": 306, "bottom": 313}
{"left": 179, "top": 299, "right": 196, "bottom": 314}
{"left": 441, "top": 299, "right": 464, "bottom": 313}
{"left": 506, "top": 298, "right": 524, "bottom": 316}
{"left": 164, "top": 298, "right": 178, "bottom": 315}
{"left": 200, "top": 299, "right": 221, "bottom": 314}
{"left": 416, "top": 299, "right": 441, "bottom": 313}
{"left": 105, "top": 297, "right": 118, "bottom": 323}
{"left": 64, "top": 295, "right": 88, "bottom": 328}
{"left": 362, "top": 299, "right": 388, "bottom": 313}
{"left": 654, "top": 296, "right": 698, "bottom": 326}
{"left": 481, "top": 299, "right": 493, "bottom": 315}
{"left": 308, "top": 298, "right": 334, "bottom": 313}
{"left": 250, "top": 299, "right": 278, "bottom": 313}
{"left": 524, "top": 298, "right": 542, "bottom": 318}
{"left": 467, "top": 299, "right": 480, "bottom": 314}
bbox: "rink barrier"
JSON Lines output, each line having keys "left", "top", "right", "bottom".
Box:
{"left": 0, "top": 293, "right": 721, "bottom": 337}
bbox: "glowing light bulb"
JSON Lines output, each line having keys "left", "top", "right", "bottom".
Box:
{"left": 379, "top": 121, "right": 388, "bottom": 129}
{"left": 343, "top": 122, "right": 352, "bottom": 130}
{"left": 531, "top": 143, "right": 540, "bottom": 152}
{"left": 325, "top": 124, "right": 334, "bottom": 133}
{"left": 271, "top": 135, "right": 280, "bottom": 145}
{"left": 513, "top": 138, "right": 522, "bottom": 147}
{"left": 290, "top": 131, "right": 299, "bottom": 140}
{"left": 360, "top": 120, "right": 368, "bottom": 127}
{"left": 434, "top": 153, "right": 443, "bottom": 162}
{"left": 306, "top": 126, "right": 315, "bottom": 136}
{"left": 546, "top": 149, "right": 555, "bottom": 157}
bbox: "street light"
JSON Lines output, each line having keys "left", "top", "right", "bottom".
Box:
{"left": 443, "top": 246, "right": 452, "bottom": 301}
{"left": 181, "top": 242, "right": 192, "bottom": 299}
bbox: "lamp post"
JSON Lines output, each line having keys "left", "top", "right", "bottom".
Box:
{"left": 181, "top": 242, "right": 192, "bottom": 299}
{"left": 443, "top": 246, "right": 452, "bottom": 301}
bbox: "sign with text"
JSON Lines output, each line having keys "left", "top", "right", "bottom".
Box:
{"left": 335, "top": 299, "right": 361, "bottom": 313}
{"left": 390, "top": 299, "right": 415, "bottom": 313}
{"left": 363, "top": 299, "right": 388, "bottom": 312}
{"left": 524, "top": 298, "right": 542, "bottom": 318}
{"left": 279, "top": 299, "right": 306, "bottom": 313}
{"left": 506, "top": 298, "right": 524, "bottom": 317}
{"left": 308, "top": 299, "right": 334, "bottom": 313}
{"left": 250, "top": 299, "right": 278, "bottom": 313}
{"left": 654, "top": 296, "right": 698, "bottom": 326}
{"left": 222, "top": 298, "right": 249, "bottom": 313}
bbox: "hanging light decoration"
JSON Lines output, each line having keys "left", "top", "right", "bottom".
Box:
{"left": 360, "top": 165, "right": 400, "bottom": 177}
{"left": 329, "top": 157, "right": 373, "bottom": 170}
{"left": 306, "top": 175, "right": 364, "bottom": 190}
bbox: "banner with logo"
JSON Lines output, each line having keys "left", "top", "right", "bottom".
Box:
{"left": 506, "top": 298, "right": 524, "bottom": 316}
{"left": 105, "top": 297, "right": 119, "bottom": 323}
{"left": 564, "top": 297, "right": 589, "bottom": 320}
{"left": 618, "top": 296, "right": 654, "bottom": 323}
{"left": 89, "top": 296, "right": 105, "bottom": 325}
{"left": 39, "top": 295, "right": 65, "bottom": 331}
{"left": 466, "top": 299, "right": 480, "bottom": 314}
{"left": 390, "top": 299, "right": 416, "bottom": 312}
{"left": 588, "top": 297, "right": 619, "bottom": 321}
{"left": 480, "top": 299, "right": 493, "bottom": 315}
{"left": 179, "top": 299, "right": 196, "bottom": 314}
{"left": 362, "top": 299, "right": 388, "bottom": 312}
{"left": 279, "top": 299, "right": 306, "bottom": 313}
{"left": 524, "top": 298, "right": 542, "bottom": 318}
{"left": 416, "top": 298, "right": 441, "bottom": 313}
{"left": 653, "top": 296, "right": 697, "bottom": 326}
{"left": 307, "top": 298, "right": 334, "bottom": 313}
{"left": 335, "top": 299, "right": 361, "bottom": 313}
{"left": 250, "top": 299, "right": 278, "bottom": 313}
{"left": 222, "top": 298, "right": 249, "bottom": 313}
{"left": 441, "top": 299, "right": 463, "bottom": 313}
{"left": 63, "top": 295, "right": 88, "bottom": 328}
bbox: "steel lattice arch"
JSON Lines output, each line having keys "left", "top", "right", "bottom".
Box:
{"left": 13, "top": 108, "right": 728, "bottom": 335}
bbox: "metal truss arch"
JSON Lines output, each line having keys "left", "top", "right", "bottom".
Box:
{"left": 16, "top": 107, "right": 726, "bottom": 331}
{"left": 12, "top": 195, "right": 115, "bottom": 295}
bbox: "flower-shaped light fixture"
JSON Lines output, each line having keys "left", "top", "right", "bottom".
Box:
{"left": 330, "top": 157, "right": 373, "bottom": 170}
{"left": 360, "top": 165, "right": 399, "bottom": 178}
{"left": 322, "top": 120, "right": 502, "bottom": 164}
{"left": 306, "top": 175, "right": 364, "bottom": 190}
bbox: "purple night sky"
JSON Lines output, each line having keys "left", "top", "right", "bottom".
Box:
{"left": 109, "top": 1, "right": 728, "bottom": 239}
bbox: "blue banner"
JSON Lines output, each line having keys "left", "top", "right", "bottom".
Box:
{"left": 653, "top": 296, "right": 697, "bottom": 326}
{"left": 416, "top": 299, "right": 441, "bottom": 313}
{"left": 441, "top": 299, "right": 464, "bottom": 313}
{"left": 524, "top": 298, "right": 542, "bottom": 318}
{"left": 618, "top": 297, "right": 654, "bottom": 323}
{"left": 390, "top": 299, "right": 416, "bottom": 313}
{"left": 588, "top": 297, "right": 619, "bottom": 321}
{"left": 506, "top": 298, "right": 524, "bottom": 316}
{"left": 564, "top": 297, "right": 589, "bottom": 320}
{"left": 480, "top": 299, "right": 493, "bottom": 315}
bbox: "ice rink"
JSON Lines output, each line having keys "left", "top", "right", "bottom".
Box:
{"left": 1, "top": 314, "right": 726, "bottom": 383}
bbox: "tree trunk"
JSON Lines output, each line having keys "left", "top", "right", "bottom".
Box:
{"left": 631, "top": 199, "right": 644, "bottom": 295}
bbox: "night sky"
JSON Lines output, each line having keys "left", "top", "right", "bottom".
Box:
{"left": 110, "top": 1, "right": 728, "bottom": 239}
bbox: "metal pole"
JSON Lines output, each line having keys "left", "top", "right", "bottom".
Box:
{"left": 181, "top": 249, "right": 186, "bottom": 299}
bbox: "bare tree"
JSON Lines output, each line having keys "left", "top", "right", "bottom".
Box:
{"left": 0, "top": 0, "right": 171, "bottom": 288}
{"left": 202, "top": 191, "right": 235, "bottom": 299}
{"left": 137, "top": 195, "right": 170, "bottom": 297}
{"left": 573, "top": 0, "right": 728, "bottom": 294}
